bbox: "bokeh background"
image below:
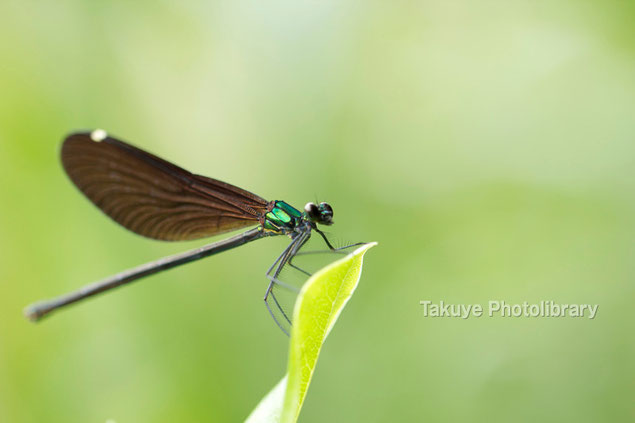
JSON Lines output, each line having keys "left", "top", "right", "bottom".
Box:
{"left": 1, "top": 1, "right": 634, "bottom": 422}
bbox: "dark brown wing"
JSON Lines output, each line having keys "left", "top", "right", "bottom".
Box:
{"left": 61, "top": 131, "right": 269, "bottom": 241}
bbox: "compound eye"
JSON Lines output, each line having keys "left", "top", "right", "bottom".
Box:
{"left": 304, "top": 202, "right": 320, "bottom": 220}
{"left": 319, "top": 202, "right": 333, "bottom": 214}
{"left": 318, "top": 202, "right": 333, "bottom": 224}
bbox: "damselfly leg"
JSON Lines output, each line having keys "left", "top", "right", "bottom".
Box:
{"left": 264, "top": 230, "right": 310, "bottom": 335}
{"left": 263, "top": 229, "right": 366, "bottom": 335}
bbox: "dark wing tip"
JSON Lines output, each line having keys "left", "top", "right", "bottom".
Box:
{"left": 61, "top": 129, "right": 111, "bottom": 160}
{"left": 63, "top": 129, "right": 109, "bottom": 144}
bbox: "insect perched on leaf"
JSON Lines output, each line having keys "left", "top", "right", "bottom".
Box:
{"left": 25, "top": 130, "right": 361, "bottom": 334}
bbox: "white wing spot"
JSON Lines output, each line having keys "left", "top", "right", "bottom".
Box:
{"left": 90, "top": 129, "right": 108, "bottom": 142}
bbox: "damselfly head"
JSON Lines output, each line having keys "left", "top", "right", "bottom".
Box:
{"left": 304, "top": 202, "right": 333, "bottom": 225}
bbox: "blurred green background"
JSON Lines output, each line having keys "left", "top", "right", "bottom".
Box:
{"left": 1, "top": 1, "right": 634, "bottom": 422}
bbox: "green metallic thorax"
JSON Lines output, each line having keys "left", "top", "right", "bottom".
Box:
{"left": 263, "top": 201, "right": 304, "bottom": 233}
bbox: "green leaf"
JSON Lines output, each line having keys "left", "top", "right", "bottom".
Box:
{"left": 246, "top": 376, "right": 287, "bottom": 423}
{"left": 246, "top": 242, "right": 377, "bottom": 423}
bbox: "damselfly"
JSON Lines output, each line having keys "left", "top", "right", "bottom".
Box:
{"left": 24, "top": 130, "right": 359, "bottom": 334}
